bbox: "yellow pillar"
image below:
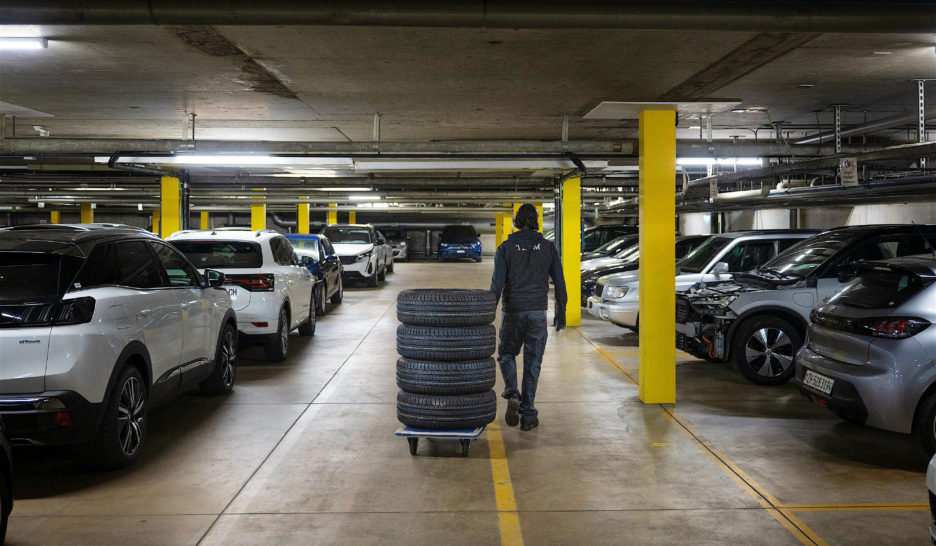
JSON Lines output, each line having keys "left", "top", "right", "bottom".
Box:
{"left": 502, "top": 203, "right": 513, "bottom": 236}
{"left": 152, "top": 209, "right": 161, "bottom": 236}
{"left": 160, "top": 176, "right": 181, "bottom": 239}
{"left": 512, "top": 203, "right": 522, "bottom": 233}
{"left": 536, "top": 203, "right": 544, "bottom": 233}
{"left": 80, "top": 203, "right": 94, "bottom": 223}
{"left": 297, "top": 201, "right": 310, "bottom": 234}
{"left": 200, "top": 211, "right": 210, "bottom": 229}
{"left": 349, "top": 210, "right": 357, "bottom": 224}
{"left": 638, "top": 109, "right": 677, "bottom": 404}
{"left": 560, "top": 178, "right": 581, "bottom": 327}
{"left": 251, "top": 188, "right": 266, "bottom": 230}
{"left": 50, "top": 210, "right": 60, "bottom": 224}
{"left": 495, "top": 212, "right": 505, "bottom": 247}
{"left": 328, "top": 203, "right": 337, "bottom": 225}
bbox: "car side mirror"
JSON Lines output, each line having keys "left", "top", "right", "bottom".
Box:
{"left": 713, "top": 262, "right": 729, "bottom": 276}
{"left": 327, "top": 253, "right": 337, "bottom": 260}
{"left": 300, "top": 256, "right": 314, "bottom": 266}
{"left": 205, "top": 269, "right": 225, "bottom": 288}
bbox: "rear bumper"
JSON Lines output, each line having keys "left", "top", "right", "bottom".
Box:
{"left": 795, "top": 346, "right": 872, "bottom": 428}
{"left": 0, "top": 391, "right": 103, "bottom": 445}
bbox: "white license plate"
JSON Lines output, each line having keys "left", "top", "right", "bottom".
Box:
{"left": 457, "top": 250, "right": 465, "bottom": 253}
{"left": 227, "top": 287, "right": 239, "bottom": 297}
{"left": 803, "top": 370, "right": 834, "bottom": 395}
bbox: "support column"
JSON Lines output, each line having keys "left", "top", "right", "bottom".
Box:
{"left": 152, "top": 209, "right": 161, "bottom": 236}
{"left": 297, "top": 200, "right": 310, "bottom": 234}
{"left": 328, "top": 203, "right": 337, "bottom": 225}
{"left": 495, "top": 212, "right": 505, "bottom": 247}
{"left": 160, "top": 176, "right": 181, "bottom": 239}
{"left": 349, "top": 210, "right": 357, "bottom": 224}
{"left": 80, "top": 203, "right": 94, "bottom": 223}
{"left": 502, "top": 203, "right": 513, "bottom": 236}
{"left": 638, "top": 109, "right": 676, "bottom": 404}
{"left": 251, "top": 203, "right": 266, "bottom": 230}
{"left": 560, "top": 177, "right": 581, "bottom": 327}
{"left": 50, "top": 211, "right": 60, "bottom": 224}
{"left": 512, "top": 203, "right": 522, "bottom": 233}
{"left": 200, "top": 211, "right": 210, "bottom": 229}
{"left": 535, "top": 203, "right": 544, "bottom": 233}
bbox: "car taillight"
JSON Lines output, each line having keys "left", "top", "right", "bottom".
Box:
{"left": 225, "top": 274, "right": 275, "bottom": 292}
{"left": 0, "top": 297, "right": 95, "bottom": 328}
{"left": 55, "top": 297, "right": 97, "bottom": 325}
{"left": 862, "top": 317, "right": 931, "bottom": 339}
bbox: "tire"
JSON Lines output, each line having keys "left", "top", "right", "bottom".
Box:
{"left": 915, "top": 391, "right": 936, "bottom": 456}
{"left": 298, "top": 295, "right": 316, "bottom": 337}
{"left": 396, "top": 357, "right": 496, "bottom": 395}
{"left": 475, "top": 256, "right": 482, "bottom": 262}
{"left": 367, "top": 271, "right": 379, "bottom": 288}
{"left": 397, "top": 324, "right": 496, "bottom": 361}
{"left": 388, "top": 260, "right": 394, "bottom": 273}
{"left": 331, "top": 277, "right": 343, "bottom": 304}
{"left": 82, "top": 366, "right": 148, "bottom": 470}
{"left": 397, "top": 390, "right": 497, "bottom": 430}
{"left": 396, "top": 289, "right": 497, "bottom": 327}
{"left": 264, "top": 307, "right": 290, "bottom": 361}
{"left": 730, "top": 316, "right": 801, "bottom": 385}
{"left": 377, "top": 266, "right": 386, "bottom": 282}
{"left": 315, "top": 284, "right": 327, "bottom": 316}
{"left": 200, "top": 322, "right": 237, "bottom": 395}
{"left": 0, "top": 465, "right": 10, "bottom": 544}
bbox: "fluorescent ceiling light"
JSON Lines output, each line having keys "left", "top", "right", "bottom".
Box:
{"left": 96, "top": 155, "right": 354, "bottom": 167}
{"left": 0, "top": 37, "right": 47, "bottom": 50}
{"left": 305, "top": 187, "right": 372, "bottom": 191}
{"left": 676, "top": 158, "right": 763, "bottom": 166}
{"left": 0, "top": 26, "right": 42, "bottom": 38}
{"left": 354, "top": 160, "right": 608, "bottom": 171}
{"left": 348, "top": 195, "right": 381, "bottom": 201}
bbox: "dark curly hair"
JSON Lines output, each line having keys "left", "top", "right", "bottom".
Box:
{"left": 513, "top": 203, "right": 539, "bottom": 231}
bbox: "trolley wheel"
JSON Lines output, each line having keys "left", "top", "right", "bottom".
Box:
{"left": 460, "top": 439, "right": 470, "bottom": 457}
{"left": 408, "top": 437, "right": 418, "bottom": 456}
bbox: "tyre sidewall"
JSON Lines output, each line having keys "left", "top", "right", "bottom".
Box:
{"left": 730, "top": 316, "right": 801, "bottom": 385}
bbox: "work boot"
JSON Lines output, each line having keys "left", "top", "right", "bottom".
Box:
{"left": 505, "top": 397, "right": 521, "bottom": 427}
{"left": 520, "top": 416, "right": 539, "bottom": 431}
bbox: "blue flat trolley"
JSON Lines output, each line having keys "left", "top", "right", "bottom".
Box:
{"left": 394, "top": 426, "right": 485, "bottom": 457}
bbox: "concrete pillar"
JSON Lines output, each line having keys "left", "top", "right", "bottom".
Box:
{"left": 536, "top": 203, "right": 544, "bottom": 233}
{"left": 349, "top": 210, "right": 357, "bottom": 224}
{"left": 638, "top": 109, "right": 676, "bottom": 404}
{"left": 200, "top": 211, "right": 210, "bottom": 229}
{"left": 152, "top": 209, "right": 161, "bottom": 236}
{"left": 160, "top": 176, "right": 181, "bottom": 239}
{"left": 560, "top": 178, "right": 581, "bottom": 327}
{"left": 328, "top": 203, "right": 337, "bottom": 225}
{"left": 80, "top": 203, "right": 94, "bottom": 223}
{"left": 50, "top": 210, "right": 60, "bottom": 224}
{"left": 298, "top": 201, "right": 310, "bottom": 234}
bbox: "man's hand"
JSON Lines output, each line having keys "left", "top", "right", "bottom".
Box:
{"left": 554, "top": 306, "right": 566, "bottom": 331}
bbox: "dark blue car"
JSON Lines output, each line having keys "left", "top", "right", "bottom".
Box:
{"left": 438, "top": 225, "right": 482, "bottom": 262}
{"left": 286, "top": 234, "right": 344, "bottom": 315}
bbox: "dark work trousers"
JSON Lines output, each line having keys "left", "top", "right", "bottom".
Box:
{"left": 497, "top": 310, "right": 548, "bottom": 419}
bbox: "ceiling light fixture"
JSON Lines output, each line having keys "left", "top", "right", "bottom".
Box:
{"left": 872, "top": 51, "right": 892, "bottom": 55}
{"left": 796, "top": 83, "right": 815, "bottom": 88}
{"left": 0, "top": 37, "right": 48, "bottom": 50}
{"left": 348, "top": 195, "right": 382, "bottom": 201}
{"left": 96, "top": 155, "right": 354, "bottom": 167}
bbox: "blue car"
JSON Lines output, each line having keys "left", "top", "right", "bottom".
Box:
{"left": 438, "top": 225, "right": 482, "bottom": 262}
{"left": 285, "top": 234, "right": 344, "bottom": 315}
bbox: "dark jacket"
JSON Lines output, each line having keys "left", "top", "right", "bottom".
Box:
{"left": 490, "top": 230, "right": 568, "bottom": 313}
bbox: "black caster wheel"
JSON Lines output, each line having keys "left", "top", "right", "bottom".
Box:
{"left": 460, "top": 439, "right": 470, "bottom": 457}
{"left": 408, "top": 437, "right": 418, "bottom": 456}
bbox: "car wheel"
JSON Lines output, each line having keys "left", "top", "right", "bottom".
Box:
{"left": 377, "top": 266, "right": 386, "bottom": 282}
{"left": 82, "top": 365, "right": 148, "bottom": 469}
{"left": 331, "top": 277, "right": 344, "bottom": 304}
{"left": 367, "top": 271, "right": 379, "bottom": 288}
{"left": 0, "top": 466, "right": 10, "bottom": 544}
{"left": 730, "top": 317, "right": 801, "bottom": 386}
{"left": 264, "top": 307, "right": 290, "bottom": 361}
{"left": 315, "top": 284, "right": 327, "bottom": 316}
{"left": 299, "top": 294, "right": 316, "bottom": 336}
{"left": 915, "top": 392, "right": 936, "bottom": 456}
{"left": 200, "top": 322, "right": 237, "bottom": 395}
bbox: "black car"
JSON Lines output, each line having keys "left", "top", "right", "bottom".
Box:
{"left": 286, "top": 234, "right": 344, "bottom": 315}
{"left": 581, "top": 235, "right": 639, "bottom": 262}
{"left": 0, "top": 417, "right": 11, "bottom": 544}
{"left": 545, "top": 224, "right": 639, "bottom": 252}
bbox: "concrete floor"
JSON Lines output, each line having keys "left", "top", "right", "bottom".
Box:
{"left": 6, "top": 262, "right": 931, "bottom": 545}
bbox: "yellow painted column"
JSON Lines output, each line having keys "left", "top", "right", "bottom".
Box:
{"left": 251, "top": 188, "right": 266, "bottom": 230}
{"left": 152, "top": 209, "right": 161, "bottom": 236}
{"left": 80, "top": 203, "right": 94, "bottom": 223}
{"left": 200, "top": 211, "right": 210, "bottom": 229}
{"left": 536, "top": 203, "right": 544, "bottom": 233}
{"left": 349, "top": 210, "right": 357, "bottom": 224}
{"left": 495, "top": 212, "right": 505, "bottom": 247}
{"left": 512, "top": 203, "right": 522, "bottom": 233}
{"left": 297, "top": 200, "right": 310, "bottom": 234}
{"left": 50, "top": 211, "right": 60, "bottom": 224}
{"left": 502, "top": 203, "right": 513, "bottom": 236}
{"left": 560, "top": 178, "right": 581, "bottom": 327}
{"left": 328, "top": 203, "right": 337, "bottom": 225}
{"left": 638, "top": 109, "right": 677, "bottom": 404}
{"left": 160, "top": 176, "right": 181, "bottom": 239}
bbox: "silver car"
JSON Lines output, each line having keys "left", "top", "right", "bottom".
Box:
{"left": 796, "top": 255, "right": 936, "bottom": 454}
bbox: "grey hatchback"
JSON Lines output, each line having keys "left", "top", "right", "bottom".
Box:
{"left": 796, "top": 255, "right": 936, "bottom": 454}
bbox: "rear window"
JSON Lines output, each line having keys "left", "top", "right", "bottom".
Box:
{"left": 321, "top": 227, "right": 372, "bottom": 244}
{"left": 289, "top": 238, "right": 320, "bottom": 262}
{"left": 0, "top": 252, "right": 82, "bottom": 303}
{"left": 832, "top": 269, "right": 928, "bottom": 309}
{"left": 171, "top": 240, "right": 263, "bottom": 269}
{"left": 441, "top": 225, "right": 478, "bottom": 242}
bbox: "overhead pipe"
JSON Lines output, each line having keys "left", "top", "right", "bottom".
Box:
{"left": 795, "top": 108, "right": 936, "bottom": 145}
{"left": 3, "top": 1, "right": 935, "bottom": 32}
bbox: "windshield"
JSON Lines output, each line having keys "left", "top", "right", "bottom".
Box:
{"left": 171, "top": 241, "right": 263, "bottom": 269}
{"left": 289, "top": 238, "right": 320, "bottom": 262}
{"left": 441, "top": 225, "right": 478, "bottom": 243}
{"left": 676, "top": 237, "right": 731, "bottom": 274}
{"left": 595, "top": 236, "right": 632, "bottom": 254}
{"left": 0, "top": 252, "right": 81, "bottom": 303}
{"left": 760, "top": 232, "right": 854, "bottom": 278}
{"left": 321, "top": 227, "right": 372, "bottom": 244}
{"left": 614, "top": 245, "right": 640, "bottom": 260}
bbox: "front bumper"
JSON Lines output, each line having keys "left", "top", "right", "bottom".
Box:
{"left": 341, "top": 257, "right": 376, "bottom": 278}
{"left": 392, "top": 247, "right": 408, "bottom": 260}
{"left": 439, "top": 247, "right": 482, "bottom": 260}
{"left": 586, "top": 296, "right": 637, "bottom": 327}
{"left": 795, "top": 346, "right": 872, "bottom": 428}
{"left": 0, "top": 391, "right": 103, "bottom": 445}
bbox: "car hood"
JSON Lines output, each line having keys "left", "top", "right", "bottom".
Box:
{"left": 600, "top": 270, "right": 639, "bottom": 287}
{"left": 583, "top": 262, "right": 638, "bottom": 281}
{"left": 331, "top": 242, "right": 373, "bottom": 256}
{"left": 581, "top": 257, "right": 620, "bottom": 270}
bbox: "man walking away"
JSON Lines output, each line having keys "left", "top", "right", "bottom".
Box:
{"left": 490, "top": 204, "right": 567, "bottom": 431}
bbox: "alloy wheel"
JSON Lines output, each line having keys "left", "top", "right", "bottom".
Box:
{"left": 744, "top": 327, "right": 794, "bottom": 378}
{"left": 117, "top": 376, "right": 146, "bottom": 456}
{"left": 279, "top": 309, "right": 289, "bottom": 356}
{"left": 220, "top": 329, "right": 236, "bottom": 388}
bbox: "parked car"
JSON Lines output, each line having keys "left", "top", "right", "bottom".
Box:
{"left": 676, "top": 225, "right": 936, "bottom": 385}
{"left": 439, "top": 225, "right": 482, "bottom": 262}
{"left": 927, "top": 454, "right": 936, "bottom": 541}
{"left": 580, "top": 235, "right": 710, "bottom": 306}
{"left": 285, "top": 233, "right": 344, "bottom": 316}
{"left": 797, "top": 255, "right": 936, "bottom": 458}
{"left": 169, "top": 228, "right": 316, "bottom": 361}
{"left": 581, "top": 235, "right": 640, "bottom": 262}
{"left": 0, "top": 224, "right": 237, "bottom": 469}
{"left": 321, "top": 224, "right": 392, "bottom": 287}
{"left": 545, "top": 224, "right": 639, "bottom": 252}
{"left": 587, "top": 230, "right": 819, "bottom": 331}
{"left": 581, "top": 235, "right": 639, "bottom": 270}
{"left": 382, "top": 228, "right": 409, "bottom": 261}
{"left": 0, "top": 417, "right": 11, "bottom": 544}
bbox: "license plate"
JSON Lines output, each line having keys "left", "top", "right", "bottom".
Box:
{"left": 803, "top": 370, "right": 834, "bottom": 395}
{"left": 457, "top": 250, "right": 465, "bottom": 253}
{"left": 227, "top": 287, "right": 239, "bottom": 297}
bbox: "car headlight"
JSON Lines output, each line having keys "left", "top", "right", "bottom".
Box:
{"left": 695, "top": 295, "right": 736, "bottom": 307}
{"left": 356, "top": 251, "right": 372, "bottom": 262}
{"left": 439, "top": 242, "right": 449, "bottom": 248}
{"left": 399, "top": 241, "right": 406, "bottom": 247}
{"left": 603, "top": 286, "right": 628, "bottom": 300}
{"left": 473, "top": 241, "right": 481, "bottom": 248}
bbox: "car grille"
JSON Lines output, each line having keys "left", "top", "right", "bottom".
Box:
{"left": 676, "top": 295, "right": 693, "bottom": 323}
{"left": 595, "top": 283, "right": 604, "bottom": 298}
{"left": 339, "top": 255, "right": 358, "bottom": 265}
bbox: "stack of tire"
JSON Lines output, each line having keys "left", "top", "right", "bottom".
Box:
{"left": 396, "top": 289, "right": 499, "bottom": 430}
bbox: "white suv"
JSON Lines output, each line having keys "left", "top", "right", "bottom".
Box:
{"left": 320, "top": 224, "right": 393, "bottom": 287}
{"left": 0, "top": 224, "right": 237, "bottom": 469}
{"left": 169, "top": 228, "right": 316, "bottom": 361}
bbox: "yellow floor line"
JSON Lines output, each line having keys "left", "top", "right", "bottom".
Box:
{"left": 487, "top": 420, "right": 524, "bottom": 546}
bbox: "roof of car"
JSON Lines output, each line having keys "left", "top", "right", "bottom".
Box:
{"left": 325, "top": 223, "right": 372, "bottom": 229}
{"left": 859, "top": 254, "right": 936, "bottom": 276}
{"left": 715, "top": 229, "right": 823, "bottom": 239}
{"left": 167, "top": 228, "right": 283, "bottom": 241}
{"left": 285, "top": 233, "right": 322, "bottom": 239}
{"left": 0, "top": 224, "right": 158, "bottom": 253}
